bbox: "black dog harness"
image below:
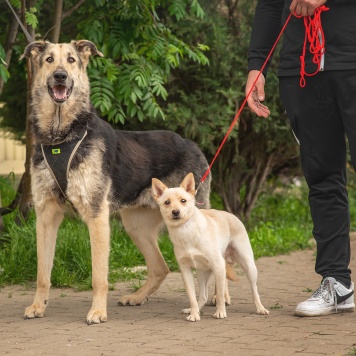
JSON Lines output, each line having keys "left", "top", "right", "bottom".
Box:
{"left": 41, "top": 129, "right": 87, "bottom": 198}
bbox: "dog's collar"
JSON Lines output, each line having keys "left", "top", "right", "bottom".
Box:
{"left": 41, "top": 128, "right": 87, "bottom": 199}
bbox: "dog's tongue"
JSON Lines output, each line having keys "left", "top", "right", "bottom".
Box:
{"left": 53, "top": 85, "right": 67, "bottom": 100}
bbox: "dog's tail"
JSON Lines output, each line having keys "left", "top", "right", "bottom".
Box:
{"left": 226, "top": 262, "right": 238, "bottom": 281}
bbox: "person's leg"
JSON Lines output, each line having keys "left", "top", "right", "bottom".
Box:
{"left": 279, "top": 73, "right": 354, "bottom": 316}
{"left": 279, "top": 73, "right": 351, "bottom": 287}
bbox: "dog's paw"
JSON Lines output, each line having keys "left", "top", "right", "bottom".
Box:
{"left": 257, "top": 307, "right": 270, "bottom": 315}
{"left": 211, "top": 295, "right": 231, "bottom": 306}
{"left": 118, "top": 294, "right": 147, "bottom": 306}
{"left": 24, "top": 304, "right": 46, "bottom": 319}
{"left": 181, "top": 308, "right": 191, "bottom": 315}
{"left": 86, "top": 309, "right": 107, "bottom": 325}
{"left": 214, "top": 308, "right": 227, "bottom": 319}
{"left": 186, "top": 313, "right": 200, "bottom": 322}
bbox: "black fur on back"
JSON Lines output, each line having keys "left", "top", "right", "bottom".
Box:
{"left": 32, "top": 105, "right": 211, "bottom": 210}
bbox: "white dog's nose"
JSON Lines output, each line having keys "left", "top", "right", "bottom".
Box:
{"left": 172, "top": 210, "right": 180, "bottom": 218}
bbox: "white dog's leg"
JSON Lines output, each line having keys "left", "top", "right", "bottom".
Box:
{"left": 197, "top": 270, "right": 211, "bottom": 310}
{"left": 180, "top": 265, "right": 200, "bottom": 321}
{"left": 232, "top": 234, "right": 269, "bottom": 315}
{"left": 24, "top": 199, "right": 64, "bottom": 319}
{"left": 212, "top": 258, "right": 227, "bottom": 319}
{"left": 212, "top": 279, "right": 231, "bottom": 306}
{"left": 182, "top": 270, "right": 210, "bottom": 315}
{"left": 224, "top": 279, "right": 231, "bottom": 305}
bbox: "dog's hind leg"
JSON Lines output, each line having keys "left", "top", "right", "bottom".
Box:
{"left": 197, "top": 270, "right": 211, "bottom": 310}
{"left": 118, "top": 207, "right": 169, "bottom": 305}
{"left": 212, "top": 279, "right": 231, "bottom": 306}
{"left": 231, "top": 232, "right": 269, "bottom": 315}
{"left": 24, "top": 199, "right": 64, "bottom": 319}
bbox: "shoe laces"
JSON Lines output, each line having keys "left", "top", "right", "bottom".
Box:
{"left": 312, "top": 278, "right": 338, "bottom": 311}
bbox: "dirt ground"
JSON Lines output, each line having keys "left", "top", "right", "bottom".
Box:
{"left": 0, "top": 235, "right": 355, "bottom": 356}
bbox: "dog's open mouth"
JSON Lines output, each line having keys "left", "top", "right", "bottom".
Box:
{"left": 48, "top": 84, "right": 73, "bottom": 103}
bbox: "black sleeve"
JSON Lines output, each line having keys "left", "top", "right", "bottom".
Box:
{"left": 248, "top": 0, "right": 285, "bottom": 76}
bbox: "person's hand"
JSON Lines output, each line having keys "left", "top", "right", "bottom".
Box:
{"left": 245, "top": 70, "right": 270, "bottom": 118}
{"left": 290, "top": 0, "right": 328, "bottom": 16}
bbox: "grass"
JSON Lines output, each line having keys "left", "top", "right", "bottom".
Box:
{"left": 1, "top": 174, "right": 355, "bottom": 290}
{"left": 246, "top": 185, "right": 313, "bottom": 258}
{"left": 346, "top": 348, "right": 356, "bottom": 356}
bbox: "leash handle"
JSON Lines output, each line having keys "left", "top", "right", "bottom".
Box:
{"left": 199, "top": 12, "right": 293, "bottom": 186}
{"left": 295, "top": 6, "right": 329, "bottom": 87}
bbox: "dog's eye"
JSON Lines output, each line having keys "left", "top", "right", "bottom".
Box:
{"left": 46, "top": 57, "right": 54, "bottom": 63}
{"left": 181, "top": 199, "right": 187, "bottom": 203}
{"left": 164, "top": 200, "right": 170, "bottom": 205}
{"left": 68, "top": 57, "right": 75, "bottom": 63}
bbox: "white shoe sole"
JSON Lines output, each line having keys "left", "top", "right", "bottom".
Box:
{"left": 294, "top": 303, "right": 355, "bottom": 317}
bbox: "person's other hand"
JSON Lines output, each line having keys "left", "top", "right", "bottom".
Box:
{"left": 245, "top": 70, "right": 270, "bottom": 118}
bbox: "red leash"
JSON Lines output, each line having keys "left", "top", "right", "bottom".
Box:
{"left": 198, "top": 6, "right": 328, "bottom": 188}
{"left": 296, "top": 5, "right": 329, "bottom": 87}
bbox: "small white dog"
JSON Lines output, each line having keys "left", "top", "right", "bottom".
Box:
{"left": 152, "top": 173, "right": 269, "bottom": 321}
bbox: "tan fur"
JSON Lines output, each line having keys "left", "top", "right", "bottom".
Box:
{"left": 152, "top": 173, "right": 269, "bottom": 321}
{"left": 28, "top": 42, "right": 93, "bottom": 136}
{"left": 226, "top": 262, "right": 238, "bottom": 281}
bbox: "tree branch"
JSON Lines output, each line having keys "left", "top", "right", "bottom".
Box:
{"left": 62, "top": 0, "right": 86, "bottom": 19}
{"left": 51, "top": 0, "right": 64, "bottom": 43}
{"left": 43, "top": 0, "right": 85, "bottom": 41}
{"left": 0, "top": 6, "right": 20, "bottom": 96}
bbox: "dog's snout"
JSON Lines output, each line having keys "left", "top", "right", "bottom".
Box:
{"left": 53, "top": 70, "right": 68, "bottom": 83}
{"left": 172, "top": 210, "right": 180, "bottom": 217}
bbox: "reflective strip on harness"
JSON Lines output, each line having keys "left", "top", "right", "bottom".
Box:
{"left": 41, "top": 129, "right": 88, "bottom": 198}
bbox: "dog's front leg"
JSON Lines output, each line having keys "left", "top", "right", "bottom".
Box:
{"left": 24, "top": 200, "right": 64, "bottom": 319}
{"left": 85, "top": 203, "right": 110, "bottom": 325}
{"left": 212, "top": 259, "right": 227, "bottom": 319}
{"left": 180, "top": 265, "right": 200, "bottom": 321}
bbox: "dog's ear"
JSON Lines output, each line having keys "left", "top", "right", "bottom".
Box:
{"left": 72, "top": 40, "right": 103, "bottom": 69}
{"left": 152, "top": 178, "right": 168, "bottom": 200}
{"left": 180, "top": 173, "right": 196, "bottom": 196}
{"left": 73, "top": 40, "right": 104, "bottom": 60}
{"left": 20, "top": 41, "right": 47, "bottom": 60}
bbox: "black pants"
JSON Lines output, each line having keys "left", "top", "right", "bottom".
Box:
{"left": 279, "top": 71, "right": 356, "bottom": 287}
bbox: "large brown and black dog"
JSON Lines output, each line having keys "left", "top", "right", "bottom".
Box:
{"left": 20, "top": 40, "right": 211, "bottom": 324}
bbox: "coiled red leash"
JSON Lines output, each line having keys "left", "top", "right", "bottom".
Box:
{"left": 295, "top": 5, "right": 329, "bottom": 87}
{"left": 198, "top": 6, "right": 328, "bottom": 190}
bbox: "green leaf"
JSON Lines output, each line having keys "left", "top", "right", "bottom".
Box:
{"left": 25, "top": 11, "right": 38, "bottom": 29}
{"left": 0, "top": 65, "right": 10, "bottom": 83}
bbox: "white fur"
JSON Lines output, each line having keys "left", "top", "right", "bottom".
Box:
{"left": 152, "top": 173, "right": 269, "bottom": 321}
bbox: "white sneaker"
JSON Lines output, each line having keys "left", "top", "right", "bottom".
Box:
{"left": 294, "top": 277, "right": 355, "bottom": 317}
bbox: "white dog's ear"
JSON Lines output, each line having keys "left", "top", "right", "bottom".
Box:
{"left": 152, "top": 178, "right": 168, "bottom": 199}
{"left": 180, "top": 173, "right": 196, "bottom": 195}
